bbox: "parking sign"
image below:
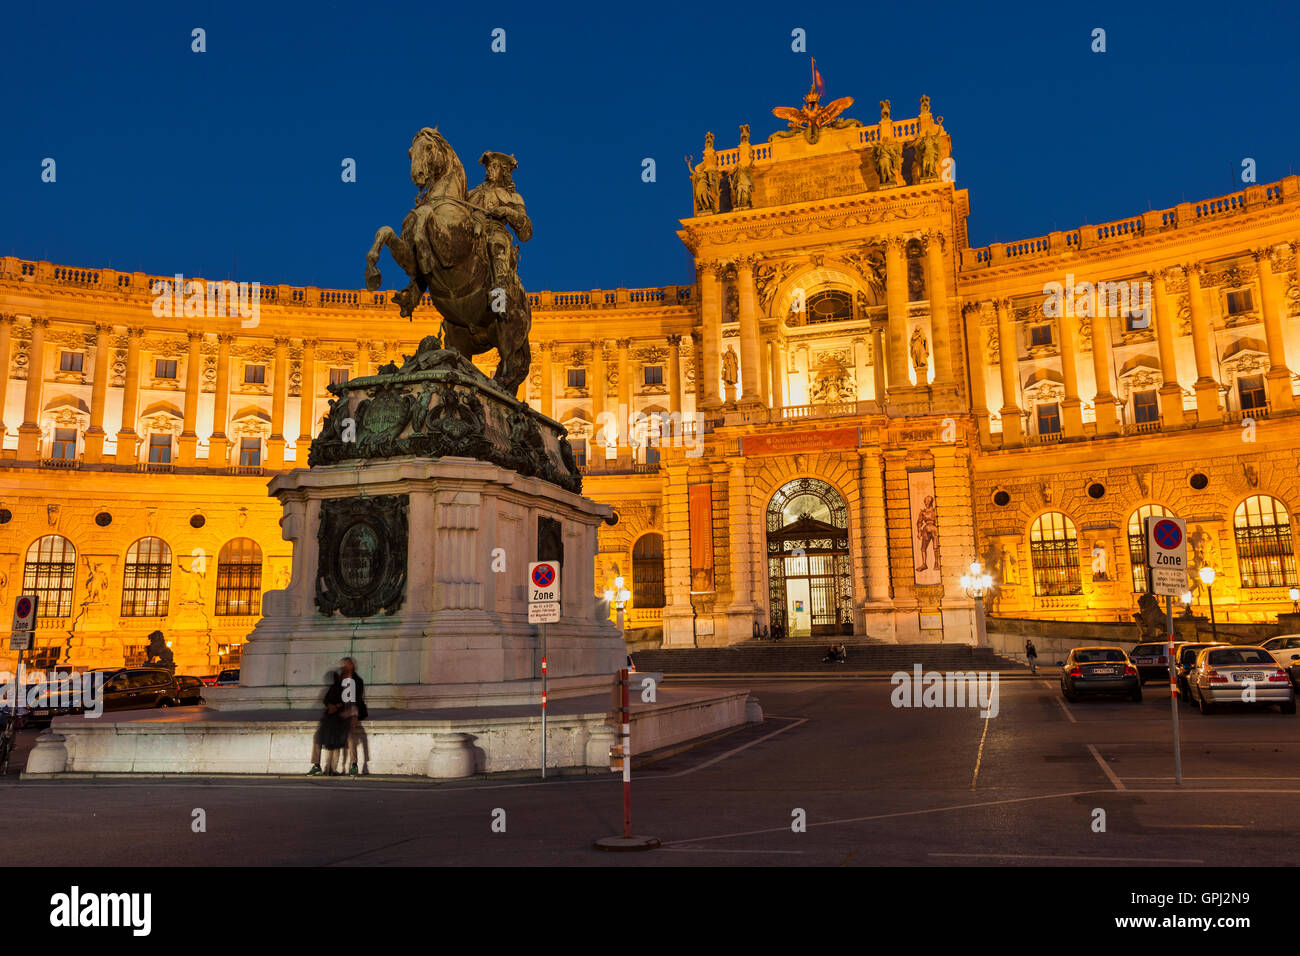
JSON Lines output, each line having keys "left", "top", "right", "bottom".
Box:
{"left": 1146, "top": 516, "right": 1188, "bottom": 597}
{"left": 528, "top": 561, "right": 560, "bottom": 603}
{"left": 10, "top": 594, "right": 38, "bottom": 651}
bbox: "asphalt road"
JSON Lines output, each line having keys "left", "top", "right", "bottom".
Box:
{"left": 2, "top": 676, "right": 1299, "bottom": 866}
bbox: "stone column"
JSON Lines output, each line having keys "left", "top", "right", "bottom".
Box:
{"left": 884, "top": 236, "right": 910, "bottom": 390}
{"left": 661, "top": 461, "right": 695, "bottom": 647}
{"left": 590, "top": 340, "right": 607, "bottom": 448}
{"left": 267, "top": 336, "right": 289, "bottom": 467}
{"left": 666, "top": 335, "right": 682, "bottom": 436}
{"left": 616, "top": 337, "right": 632, "bottom": 452}
{"left": 1255, "top": 247, "right": 1296, "bottom": 412}
{"left": 736, "top": 257, "right": 763, "bottom": 404}
{"left": 1151, "top": 270, "right": 1186, "bottom": 426}
{"left": 538, "top": 342, "right": 554, "bottom": 419}
{"left": 83, "top": 323, "right": 113, "bottom": 462}
{"left": 962, "top": 305, "right": 991, "bottom": 445}
{"left": 355, "top": 340, "right": 371, "bottom": 378}
{"left": 177, "top": 329, "right": 203, "bottom": 464}
{"left": 726, "top": 457, "right": 755, "bottom": 620}
{"left": 995, "top": 299, "right": 1023, "bottom": 446}
{"left": 0, "top": 316, "right": 11, "bottom": 440}
{"left": 209, "top": 333, "right": 234, "bottom": 466}
{"left": 698, "top": 260, "right": 723, "bottom": 408}
{"left": 923, "top": 231, "right": 954, "bottom": 383}
{"left": 768, "top": 336, "right": 784, "bottom": 408}
{"left": 858, "top": 445, "right": 892, "bottom": 604}
{"left": 1090, "top": 290, "right": 1119, "bottom": 435}
{"left": 16, "top": 317, "right": 48, "bottom": 459}
{"left": 114, "top": 327, "right": 144, "bottom": 464}
{"left": 872, "top": 322, "right": 888, "bottom": 400}
{"left": 1185, "top": 264, "right": 1222, "bottom": 423}
{"left": 1057, "top": 297, "right": 1084, "bottom": 437}
{"left": 298, "top": 338, "right": 317, "bottom": 451}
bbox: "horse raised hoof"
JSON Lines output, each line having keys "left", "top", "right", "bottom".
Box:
{"left": 364, "top": 263, "right": 382, "bottom": 291}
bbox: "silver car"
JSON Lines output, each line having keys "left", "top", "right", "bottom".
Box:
{"left": 1189, "top": 645, "right": 1296, "bottom": 715}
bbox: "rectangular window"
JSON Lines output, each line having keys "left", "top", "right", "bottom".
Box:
{"left": 567, "top": 368, "right": 586, "bottom": 389}
{"left": 51, "top": 428, "right": 77, "bottom": 459}
{"left": 148, "top": 434, "right": 172, "bottom": 463}
{"left": 155, "top": 358, "right": 178, "bottom": 379}
{"left": 244, "top": 364, "right": 266, "bottom": 384}
{"left": 571, "top": 439, "right": 586, "bottom": 468}
{"left": 1226, "top": 289, "right": 1254, "bottom": 315}
{"left": 643, "top": 365, "right": 663, "bottom": 385}
{"left": 1029, "top": 324, "right": 1053, "bottom": 347}
{"left": 1133, "top": 390, "right": 1159, "bottom": 424}
{"left": 59, "top": 351, "right": 83, "bottom": 372}
{"left": 1239, "top": 374, "right": 1267, "bottom": 411}
{"left": 240, "top": 438, "right": 261, "bottom": 467}
{"left": 1036, "top": 403, "right": 1061, "bottom": 435}
{"left": 329, "top": 368, "right": 349, "bottom": 386}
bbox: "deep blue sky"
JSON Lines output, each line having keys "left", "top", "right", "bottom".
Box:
{"left": 4, "top": 1, "right": 1299, "bottom": 293}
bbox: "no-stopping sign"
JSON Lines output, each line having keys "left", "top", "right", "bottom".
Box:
{"left": 528, "top": 561, "right": 560, "bottom": 603}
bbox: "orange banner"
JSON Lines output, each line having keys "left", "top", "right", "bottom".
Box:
{"left": 742, "top": 427, "right": 860, "bottom": 457}
{"left": 689, "top": 484, "right": 714, "bottom": 592}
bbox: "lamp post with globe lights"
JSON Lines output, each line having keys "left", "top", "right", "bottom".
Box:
{"left": 961, "top": 561, "right": 994, "bottom": 648}
{"left": 1200, "top": 566, "right": 1218, "bottom": 643}
{"left": 604, "top": 576, "right": 632, "bottom": 634}
{"left": 1290, "top": 586, "right": 1299, "bottom": 614}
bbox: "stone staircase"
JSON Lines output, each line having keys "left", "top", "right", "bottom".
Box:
{"left": 632, "top": 640, "right": 1023, "bottom": 674}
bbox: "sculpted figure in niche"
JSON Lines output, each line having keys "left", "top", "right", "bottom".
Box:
{"left": 731, "top": 164, "right": 754, "bottom": 210}
{"left": 873, "top": 139, "right": 902, "bottom": 187}
{"left": 1091, "top": 541, "right": 1109, "bottom": 581}
{"left": 686, "top": 152, "right": 720, "bottom": 215}
{"left": 914, "top": 131, "right": 942, "bottom": 180}
{"left": 909, "top": 327, "right": 929, "bottom": 374}
{"left": 721, "top": 345, "right": 739, "bottom": 386}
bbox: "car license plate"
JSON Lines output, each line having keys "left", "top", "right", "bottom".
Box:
{"left": 33, "top": 709, "right": 49, "bottom": 716}
{"left": 1092, "top": 666, "right": 1118, "bottom": 675}
{"left": 1233, "top": 672, "right": 1263, "bottom": 682}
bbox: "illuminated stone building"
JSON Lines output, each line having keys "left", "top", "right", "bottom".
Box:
{"left": 3, "top": 89, "right": 1300, "bottom": 671}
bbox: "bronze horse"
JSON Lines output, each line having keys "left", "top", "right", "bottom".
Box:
{"left": 364, "top": 128, "right": 532, "bottom": 395}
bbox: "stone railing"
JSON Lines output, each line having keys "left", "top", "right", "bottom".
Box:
{"left": 961, "top": 177, "right": 1299, "bottom": 271}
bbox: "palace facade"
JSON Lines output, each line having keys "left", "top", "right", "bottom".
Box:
{"left": 4, "top": 92, "right": 1300, "bottom": 673}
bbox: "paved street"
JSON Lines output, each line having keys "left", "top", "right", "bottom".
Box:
{"left": 2, "top": 676, "right": 1299, "bottom": 866}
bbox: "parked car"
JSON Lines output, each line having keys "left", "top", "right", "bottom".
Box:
{"left": 28, "top": 667, "right": 177, "bottom": 719}
{"left": 1261, "top": 635, "right": 1300, "bottom": 690}
{"left": 1188, "top": 645, "right": 1296, "bottom": 715}
{"left": 171, "top": 676, "right": 206, "bottom": 706}
{"left": 214, "top": 669, "right": 240, "bottom": 687}
{"left": 1060, "top": 646, "right": 1142, "bottom": 702}
{"left": 1128, "top": 642, "right": 1174, "bottom": 683}
{"left": 1173, "top": 642, "right": 1228, "bottom": 703}
{"left": 198, "top": 675, "right": 220, "bottom": 687}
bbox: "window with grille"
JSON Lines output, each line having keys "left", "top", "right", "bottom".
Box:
{"left": 28, "top": 647, "right": 61, "bottom": 669}
{"left": 1037, "top": 403, "right": 1061, "bottom": 434}
{"left": 51, "top": 428, "right": 77, "bottom": 459}
{"left": 1030, "top": 324, "right": 1053, "bottom": 347}
{"left": 1133, "top": 390, "right": 1159, "bottom": 424}
{"left": 329, "top": 368, "right": 349, "bottom": 386}
{"left": 1226, "top": 289, "right": 1254, "bottom": 314}
{"left": 123, "top": 645, "right": 149, "bottom": 666}
{"left": 643, "top": 365, "right": 663, "bottom": 386}
{"left": 1029, "top": 512, "right": 1082, "bottom": 596}
{"left": 60, "top": 351, "right": 84, "bottom": 372}
{"left": 216, "top": 538, "right": 263, "bottom": 616}
{"left": 244, "top": 364, "right": 266, "bottom": 384}
{"left": 239, "top": 438, "right": 261, "bottom": 467}
{"left": 1238, "top": 375, "right": 1267, "bottom": 412}
{"left": 1235, "top": 495, "right": 1297, "bottom": 589}
{"left": 148, "top": 434, "right": 172, "bottom": 463}
{"left": 23, "top": 535, "right": 77, "bottom": 617}
{"left": 567, "top": 368, "right": 586, "bottom": 388}
{"left": 571, "top": 439, "right": 586, "bottom": 467}
{"left": 632, "top": 533, "right": 666, "bottom": 609}
{"left": 806, "top": 290, "right": 854, "bottom": 325}
{"left": 1128, "top": 504, "right": 1173, "bottom": 592}
{"left": 121, "top": 536, "right": 173, "bottom": 616}
{"left": 155, "top": 358, "right": 178, "bottom": 379}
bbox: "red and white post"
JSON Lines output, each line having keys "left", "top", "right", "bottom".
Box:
{"left": 594, "top": 668, "right": 660, "bottom": 851}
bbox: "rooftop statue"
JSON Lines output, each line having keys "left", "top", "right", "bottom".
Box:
{"left": 364, "top": 128, "right": 533, "bottom": 394}
{"left": 772, "top": 58, "right": 859, "bottom": 145}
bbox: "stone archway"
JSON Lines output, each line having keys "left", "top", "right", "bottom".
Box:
{"left": 766, "top": 477, "right": 854, "bottom": 638}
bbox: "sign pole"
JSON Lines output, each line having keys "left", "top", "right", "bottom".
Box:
{"left": 540, "top": 623, "right": 547, "bottom": 781}
{"left": 1166, "top": 594, "right": 1182, "bottom": 786}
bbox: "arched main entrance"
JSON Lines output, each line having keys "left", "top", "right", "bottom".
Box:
{"left": 767, "top": 478, "right": 854, "bottom": 637}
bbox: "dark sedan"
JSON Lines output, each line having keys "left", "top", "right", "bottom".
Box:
{"left": 1128, "top": 642, "right": 1174, "bottom": 684}
{"left": 1060, "top": 646, "right": 1142, "bottom": 702}
{"left": 171, "top": 676, "right": 206, "bottom": 706}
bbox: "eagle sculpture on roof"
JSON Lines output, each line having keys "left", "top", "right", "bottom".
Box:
{"left": 771, "top": 59, "right": 859, "bottom": 144}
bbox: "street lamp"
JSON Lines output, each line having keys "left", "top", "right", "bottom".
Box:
{"left": 603, "top": 575, "right": 631, "bottom": 632}
{"left": 1180, "top": 590, "right": 1192, "bottom": 617}
{"left": 960, "top": 561, "right": 994, "bottom": 648}
{"left": 1290, "top": 586, "right": 1299, "bottom": 614}
{"left": 1199, "top": 565, "right": 1218, "bottom": 643}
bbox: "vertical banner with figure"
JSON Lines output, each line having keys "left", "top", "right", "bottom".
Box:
{"left": 908, "top": 468, "right": 941, "bottom": 586}
{"left": 688, "top": 484, "right": 714, "bottom": 592}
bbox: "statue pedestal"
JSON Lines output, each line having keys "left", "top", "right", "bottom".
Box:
{"left": 213, "top": 455, "right": 625, "bottom": 710}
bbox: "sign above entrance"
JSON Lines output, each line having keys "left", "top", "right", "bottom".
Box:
{"left": 743, "top": 427, "right": 859, "bottom": 458}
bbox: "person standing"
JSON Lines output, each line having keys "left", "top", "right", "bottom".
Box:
{"left": 1025, "top": 639, "right": 1039, "bottom": 675}
{"left": 308, "top": 672, "right": 346, "bottom": 775}
{"left": 338, "top": 656, "right": 368, "bottom": 776}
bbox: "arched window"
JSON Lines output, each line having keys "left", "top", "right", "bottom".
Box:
{"left": 121, "top": 537, "right": 173, "bottom": 617}
{"left": 1127, "top": 505, "right": 1173, "bottom": 592}
{"left": 1234, "top": 495, "right": 1297, "bottom": 588}
{"left": 1029, "top": 513, "right": 1082, "bottom": 596}
{"left": 805, "top": 290, "right": 854, "bottom": 325}
{"left": 216, "top": 538, "right": 263, "bottom": 616}
{"left": 23, "top": 535, "right": 77, "bottom": 617}
{"left": 632, "top": 533, "right": 665, "bottom": 609}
